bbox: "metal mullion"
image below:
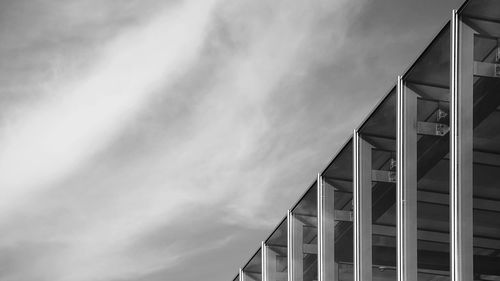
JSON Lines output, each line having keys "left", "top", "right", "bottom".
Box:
{"left": 288, "top": 210, "right": 304, "bottom": 281}
{"left": 239, "top": 268, "right": 246, "bottom": 281}
{"left": 396, "top": 76, "right": 418, "bottom": 281}
{"left": 353, "top": 130, "right": 372, "bottom": 281}
{"left": 451, "top": 10, "right": 474, "bottom": 281}
{"left": 262, "top": 243, "right": 268, "bottom": 281}
{"left": 318, "top": 174, "right": 336, "bottom": 281}
{"left": 262, "top": 242, "right": 276, "bottom": 281}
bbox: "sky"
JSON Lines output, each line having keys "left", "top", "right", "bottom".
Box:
{"left": 0, "top": 0, "right": 464, "bottom": 280}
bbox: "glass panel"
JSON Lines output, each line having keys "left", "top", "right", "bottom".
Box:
{"left": 243, "top": 249, "right": 262, "bottom": 281}
{"left": 360, "top": 88, "right": 397, "bottom": 139}
{"left": 323, "top": 139, "right": 353, "bottom": 281}
{"left": 463, "top": 2, "right": 500, "bottom": 279}
{"left": 292, "top": 185, "right": 317, "bottom": 281}
{"left": 405, "top": 22, "right": 451, "bottom": 280}
{"left": 324, "top": 140, "right": 353, "bottom": 191}
{"left": 406, "top": 26, "right": 451, "bottom": 99}
{"left": 266, "top": 218, "right": 288, "bottom": 280}
{"left": 462, "top": 0, "right": 500, "bottom": 22}
{"left": 360, "top": 89, "right": 397, "bottom": 281}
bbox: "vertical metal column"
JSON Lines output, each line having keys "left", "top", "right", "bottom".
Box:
{"left": 317, "top": 174, "right": 336, "bottom": 281}
{"left": 262, "top": 242, "right": 277, "bottom": 281}
{"left": 239, "top": 268, "right": 246, "bottom": 281}
{"left": 396, "top": 76, "right": 418, "bottom": 281}
{"left": 353, "top": 130, "right": 372, "bottom": 281}
{"left": 450, "top": 10, "right": 474, "bottom": 281}
{"left": 288, "top": 210, "right": 303, "bottom": 281}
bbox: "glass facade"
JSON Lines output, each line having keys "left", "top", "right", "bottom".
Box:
{"left": 232, "top": 0, "right": 500, "bottom": 280}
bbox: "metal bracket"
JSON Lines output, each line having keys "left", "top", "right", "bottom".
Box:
{"left": 417, "top": 121, "right": 450, "bottom": 136}
{"left": 436, "top": 109, "right": 448, "bottom": 122}
{"left": 474, "top": 61, "right": 500, "bottom": 78}
{"left": 389, "top": 158, "right": 397, "bottom": 170}
{"left": 496, "top": 44, "right": 500, "bottom": 63}
{"left": 372, "top": 170, "right": 396, "bottom": 183}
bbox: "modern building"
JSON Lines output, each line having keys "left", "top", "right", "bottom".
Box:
{"left": 232, "top": 0, "right": 500, "bottom": 281}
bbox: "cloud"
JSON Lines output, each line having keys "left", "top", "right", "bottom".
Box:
{"left": 0, "top": 0, "right": 361, "bottom": 280}
{"left": 0, "top": 0, "right": 463, "bottom": 281}
{"left": 0, "top": 0, "right": 218, "bottom": 218}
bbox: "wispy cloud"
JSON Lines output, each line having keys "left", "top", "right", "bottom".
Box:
{"left": 0, "top": 0, "right": 217, "bottom": 217}
{"left": 1, "top": 0, "right": 358, "bottom": 279}
{"left": 0, "top": 0, "right": 461, "bottom": 280}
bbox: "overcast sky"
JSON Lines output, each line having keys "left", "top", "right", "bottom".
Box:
{"left": 0, "top": 0, "right": 463, "bottom": 280}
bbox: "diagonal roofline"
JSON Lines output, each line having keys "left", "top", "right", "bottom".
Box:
{"left": 233, "top": 0, "right": 473, "bottom": 278}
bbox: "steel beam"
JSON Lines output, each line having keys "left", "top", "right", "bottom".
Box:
{"left": 417, "top": 121, "right": 450, "bottom": 136}
{"left": 450, "top": 10, "right": 474, "bottom": 281}
{"left": 396, "top": 76, "right": 418, "bottom": 281}
{"left": 373, "top": 224, "right": 500, "bottom": 250}
{"left": 353, "top": 130, "right": 372, "bottom": 281}
{"left": 288, "top": 210, "right": 304, "bottom": 281}
{"left": 303, "top": 243, "right": 318, "bottom": 255}
{"left": 417, "top": 190, "right": 500, "bottom": 213}
{"left": 335, "top": 210, "right": 353, "bottom": 222}
{"left": 317, "top": 174, "right": 336, "bottom": 281}
{"left": 287, "top": 209, "right": 353, "bottom": 227}
{"left": 335, "top": 246, "right": 500, "bottom": 275}
{"left": 474, "top": 61, "right": 500, "bottom": 78}
{"left": 372, "top": 170, "right": 396, "bottom": 183}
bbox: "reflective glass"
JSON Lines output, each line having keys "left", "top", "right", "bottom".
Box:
{"left": 292, "top": 185, "right": 318, "bottom": 281}
{"left": 243, "top": 249, "right": 262, "bottom": 281}
{"left": 463, "top": 1, "right": 500, "bottom": 278}
{"left": 265, "top": 219, "right": 288, "bottom": 281}
{"left": 323, "top": 139, "right": 354, "bottom": 281}
{"left": 402, "top": 21, "right": 452, "bottom": 280}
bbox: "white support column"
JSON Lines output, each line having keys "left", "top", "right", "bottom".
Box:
{"left": 288, "top": 210, "right": 304, "bottom": 281}
{"left": 450, "top": 9, "right": 474, "bottom": 281}
{"left": 396, "top": 75, "right": 418, "bottom": 281}
{"left": 262, "top": 242, "right": 277, "bottom": 281}
{"left": 353, "top": 130, "right": 372, "bottom": 281}
{"left": 317, "top": 174, "right": 336, "bottom": 281}
{"left": 240, "top": 268, "right": 246, "bottom": 281}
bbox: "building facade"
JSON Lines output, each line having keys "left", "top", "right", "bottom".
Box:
{"left": 233, "top": 0, "right": 500, "bottom": 280}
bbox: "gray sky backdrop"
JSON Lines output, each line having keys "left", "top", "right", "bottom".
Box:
{"left": 0, "top": 0, "right": 463, "bottom": 280}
